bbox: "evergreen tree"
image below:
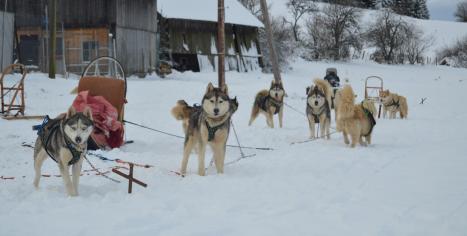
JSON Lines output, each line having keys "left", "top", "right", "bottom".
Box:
{"left": 361, "top": 0, "right": 377, "bottom": 8}
{"left": 382, "top": 0, "right": 394, "bottom": 8}
{"left": 418, "top": 0, "right": 430, "bottom": 19}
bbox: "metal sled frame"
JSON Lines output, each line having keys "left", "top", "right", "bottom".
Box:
{"left": 1, "top": 64, "right": 27, "bottom": 118}
{"left": 364, "top": 76, "right": 384, "bottom": 118}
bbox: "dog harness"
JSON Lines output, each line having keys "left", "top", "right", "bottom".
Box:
{"left": 33, "top": 116, "right": 83, "bottom": 166}
{"left": 205, "top": 120, "right": 229, "bottom": 142}
{"left": 259, "top": 95, "right": 282, "bottom": 114}
{"left": 362, "top": 105, "right": 377, "bottom": 136}
{"left": 386, "top": 99, "right": 400, "bottom": 108}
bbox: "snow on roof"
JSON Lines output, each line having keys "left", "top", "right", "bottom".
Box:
{"left": 158, "top": 0, "right": 264, "bottom": 28}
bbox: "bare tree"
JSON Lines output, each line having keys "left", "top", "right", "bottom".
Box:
{"left": 455, "top": 1, "right": 467, "bottom": 22}
{"left": 401, "top": 23, "right": 433, "bottom": 64}
{"left": 438, "top": 36, "right": 467, "bottom": 68}
{"left": 306, "top": 2, "right": 361, "bottom": 60}
{"left": 239, "top": 0, "right": 262, "bottom": 17}
{"left": 259, "top": 17, "right": 296, "bottom": 72}
{"left": 284, "top": 0, "right": 317, "bottom": 42}
{"left": 365, "top": 9, "right": 407, "bottom": 64}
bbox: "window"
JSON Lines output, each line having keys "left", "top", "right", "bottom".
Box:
{"left": 82, "top": 41, "right": 98, "bottom": 62}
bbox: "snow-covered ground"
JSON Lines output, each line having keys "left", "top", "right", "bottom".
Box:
{"left": 1, "top": 60, "right": 467, "bottom": 235}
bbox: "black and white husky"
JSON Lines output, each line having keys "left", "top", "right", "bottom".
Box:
{"left": 33, "top": 106, "right": 94, "bottom": 196}
{"left": 249, "top": 80, "right": 285, "bottom": 128}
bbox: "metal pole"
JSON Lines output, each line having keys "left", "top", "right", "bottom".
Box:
{"left": 259, "top": 0, "right": 281, "bottom": 83}
{"left": 217, "top": 0, "right": 225, "bottom": 88}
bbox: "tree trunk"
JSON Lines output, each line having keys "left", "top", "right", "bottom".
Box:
{"left": 260, "top": 0, "right": 281, "bottom": 83}
{"left": 48, "top": 0, "right": 57, "bottom": 79}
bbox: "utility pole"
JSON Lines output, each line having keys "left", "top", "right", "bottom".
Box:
{"left": 1, "top": 0, "right": 8, "bottom": 71}
{"left": 259, "top": 0, "right": 281, "bottom": 83}
{"left": 48, "top": 0, "right": 57, "bottom": 79}
{"left": 217, "top": 0, "right": 225, "bottom": 88}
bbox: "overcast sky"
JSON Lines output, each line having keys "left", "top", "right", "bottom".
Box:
{"left": 428, "top": 0, "right": 463, "bottom": 21}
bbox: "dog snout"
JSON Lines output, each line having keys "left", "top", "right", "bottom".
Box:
{"left": 275, "top": 92, "right": 278, "bottom": 97}
{"left": 75, "top": 136, "right": 82, "bottom": 144}
{"left": 213, "top": 108, "right": 219, "bottom": 115}
{"left": 314, "top": 101, "right": 319, "bottom": 106}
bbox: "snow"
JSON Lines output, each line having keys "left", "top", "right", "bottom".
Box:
{"left": 158, "top": 0, "right": 264, "bottom": 28}
{"left": 1, "top": 60, "right": 467, "bottom": 235}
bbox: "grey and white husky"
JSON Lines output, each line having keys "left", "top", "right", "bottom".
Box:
{"left": 171, "top": 83, "right": 237, "bottom": 176}
{"left": 306, "top": 79, "right": 332, "bottom": 139}
{"left": 33, "top": 106, "right": 94, "bottom": 196}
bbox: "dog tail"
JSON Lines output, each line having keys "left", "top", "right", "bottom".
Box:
{"left": 171, "top": 100, "right": 190, "bottom": 121}
{"left": 399, "top": 96, "right": 408, "bottom": 119}
{"left": 255, "top": 90, "right": 269, "bottom": 103}
{"left": 314, "top": 78, "right": 332, "bottom": 106}
{"left": 337, "top": 85, "right": 356, "bottom": 121}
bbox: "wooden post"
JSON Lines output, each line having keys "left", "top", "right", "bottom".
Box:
{"left": 217, "top": 0, "right": 225, "bottom": 88}
{"left": 112, "top": 163, "right": 148, "bottom": 194}
{"left": 48, "top": 0, "right": 57, "bottom": 79}
{"left": 260, "top": 0, "right": 281, "bottom": 83}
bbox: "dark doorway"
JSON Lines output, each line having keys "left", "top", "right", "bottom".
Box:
{"left": 19, "top": 35, "right": 40, "bottom": 66}
{"left": 172, "top": 53, "right": 200, "bottom": 72}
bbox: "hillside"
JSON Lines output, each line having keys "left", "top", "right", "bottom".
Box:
{"left": 269, "top": 1, "right": 467, "bottom": 59}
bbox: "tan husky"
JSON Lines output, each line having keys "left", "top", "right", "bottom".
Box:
{"left": 336, "top": 85, "right": 376, "bottom": 148}
{"left": 248, "top": 80, "right": 285, "bottom": 128}
{"left": 171, "top": 83, "right": 237, "bottom": 176}
{"left": 379, "top": 90, "right": 408, "bottom": 119}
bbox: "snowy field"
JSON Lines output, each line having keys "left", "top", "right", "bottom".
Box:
{"left": 1, "top": 60, "right": 467, "bottom": 235}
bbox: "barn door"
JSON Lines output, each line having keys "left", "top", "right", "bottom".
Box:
{"left": 19, "top": 35, "right": 40, "bottom": 66}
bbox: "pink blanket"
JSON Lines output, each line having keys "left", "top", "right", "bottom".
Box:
{"left": 72, "top": 91, "right": 124, "bottom": 148}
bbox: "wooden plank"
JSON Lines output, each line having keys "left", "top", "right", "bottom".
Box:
{"left": 2, "top": 115, "right": 45, "bottom": 120}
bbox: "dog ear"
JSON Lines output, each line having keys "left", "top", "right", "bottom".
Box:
{"left": 270, "top": 80, "right": 275, "bottom": 88}
{"left": 206, "top": 82, "right": 214, "bottom": 93}
{"left": 66, "top": 106, "right": 77, "bottom": 118}
{"left": 83, "top": 106, "right": 93, "bottom": 121}
{"left": 306, "top": 87, "right": 310, "bottom": 95}
{"left": 221, "top": 83, "right": 228, "bottom": 94}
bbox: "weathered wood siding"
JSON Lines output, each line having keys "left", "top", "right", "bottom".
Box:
{"left": 116, "top": 0, "right": 157, "bottom": 75}
{"left": 164, "top": 18, "right": 261, "bottom": 72}
{"left": 0, "top": 10, "right": 14, "bottom": 70}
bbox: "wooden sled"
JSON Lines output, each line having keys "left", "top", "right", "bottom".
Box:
{"left": 364, "top": 76, "right": 384, "bottom": 118}
{"left": 77, "top": 56, "right": 128, "bottom": 149}
{"left": 1, "top": 64, "right": 44, "bottom": 120}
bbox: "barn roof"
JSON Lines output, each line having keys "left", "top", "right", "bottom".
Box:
{"left": 158, "top": 0, "right": 264, "bottom": 28}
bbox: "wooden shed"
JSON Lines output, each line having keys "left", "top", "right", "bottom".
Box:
{"left": 4, "top": 0, "right": 157, "bottom": 76}
{"left": 157, "top": 0, "right": 264, "bottom": 73}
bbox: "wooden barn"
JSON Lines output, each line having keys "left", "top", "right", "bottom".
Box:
{"left": 3, "top": 0, "right": 157, "bottom": 76}
{"left": 157, "top": 0, "right": 264, "bottom": 73}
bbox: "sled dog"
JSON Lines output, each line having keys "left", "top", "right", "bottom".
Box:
{"left": 336, "top": 85, "right": 376, "bottom": 148}
{"left": 171, "top": 83, "right": 237, "bottom": 176}
{"left": 306, "top": 79, "right": 332, "bottom": 139}
{"left": 248, "top": 80, "right": 285, "bottom": 128}
{"left": 33, "top": 106, "right": 94, "bottom": 196}
{"left": 379, "top": 90, "right": 408, "bottom": 119}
